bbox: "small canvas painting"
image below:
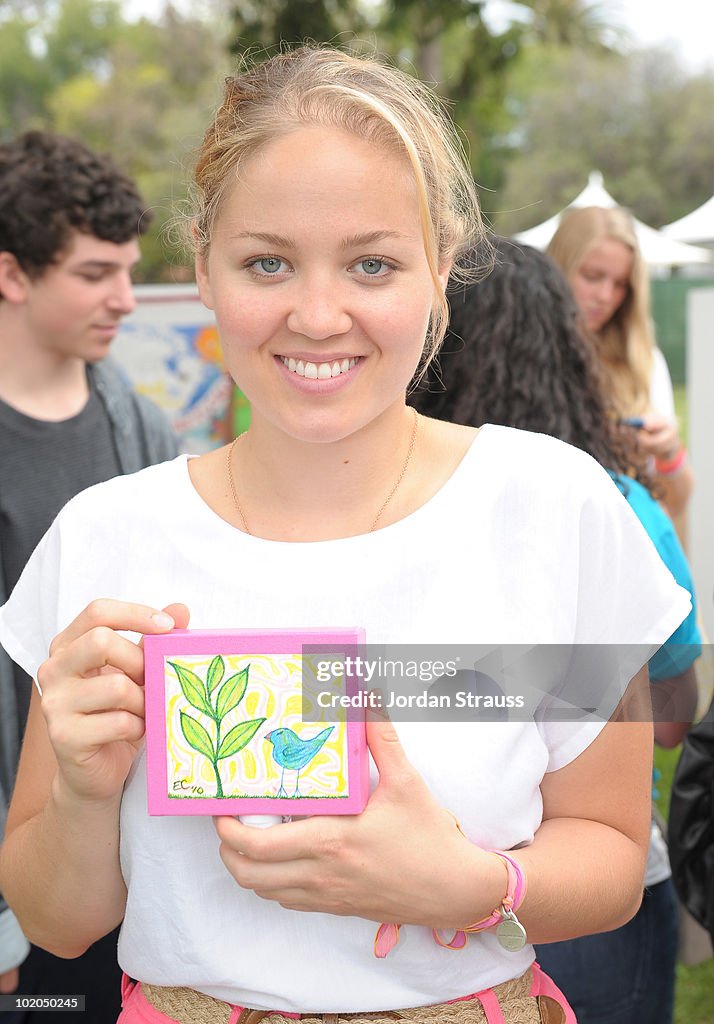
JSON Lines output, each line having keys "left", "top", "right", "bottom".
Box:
{"left": 144, "top": 628, "right": 368, "bottom": 816}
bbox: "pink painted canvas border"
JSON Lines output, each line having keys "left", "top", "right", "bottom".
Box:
{"left": 144, "top": 628, "right": 368, "bottom": 816}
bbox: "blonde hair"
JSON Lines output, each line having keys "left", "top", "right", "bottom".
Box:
{"left": 546, "top": 206, "right": 655, "bottom": 415}
{"left": 187, "top": 45, "right": 487, "bottom": 366}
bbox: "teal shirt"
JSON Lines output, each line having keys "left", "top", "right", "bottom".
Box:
{"left": 614, "top": 475, "right": 701, "bottom": 679}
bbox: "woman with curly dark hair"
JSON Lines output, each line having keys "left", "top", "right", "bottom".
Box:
{"left": 411, "top": 236, "right": 635, "bottom": 477}
{"left": 412, "top": 236, "right": 700, "bottom": 1024}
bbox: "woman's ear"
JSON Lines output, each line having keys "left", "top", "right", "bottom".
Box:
{"left": 0, "top": 252, "right": 31, "bottom": 304}
{"left": 194, "top": 251, "right": 214, "bottom": 310}
{"left": 192, "top": 220, "right": 214, "bottom": 310}
{"left": 437, "top": 260, "right": 453, "bottom": 294}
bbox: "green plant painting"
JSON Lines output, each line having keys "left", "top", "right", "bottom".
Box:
{"left": 170, "top": 656, "right": 265, "bottom": 798}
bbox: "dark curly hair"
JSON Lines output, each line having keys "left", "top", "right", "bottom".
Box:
{"left": 411, "top": 236, "right": 648, "bottom": 484}
{"left": 0, "top": 130, "right": 151, "bottom": 286}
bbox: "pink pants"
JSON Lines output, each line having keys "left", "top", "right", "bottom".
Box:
{"left": 117, "top": 963, "right": 576, "bottom": 1024}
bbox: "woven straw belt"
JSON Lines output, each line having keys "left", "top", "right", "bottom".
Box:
{"left": 140, "top": 967, "right": 564, "bottom": 1024}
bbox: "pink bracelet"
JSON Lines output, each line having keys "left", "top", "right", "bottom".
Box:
{"left": 373, "top": 829, "right": 528, "bottom": 958}
{"left": 655, "top": 447, "right": 687, "bottom": 475}
{"left": 431, "top": 850, "right": 527, "bottom": 950}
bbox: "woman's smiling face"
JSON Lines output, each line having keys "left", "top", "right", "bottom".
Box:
{"left": 195, "top": 125, "right": 448, "bottom": 443}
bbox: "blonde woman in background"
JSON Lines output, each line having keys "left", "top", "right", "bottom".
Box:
{"left": 547, "top": 206, "right": 693, "bottom": 537}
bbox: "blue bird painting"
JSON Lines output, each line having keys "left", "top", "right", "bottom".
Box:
{"left": 266, "top": 726, "right": 334, "bottom": 797}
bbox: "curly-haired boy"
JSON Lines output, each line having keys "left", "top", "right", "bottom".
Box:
{"left": 0, "top": 131, "right": 177, "bottom": 1022}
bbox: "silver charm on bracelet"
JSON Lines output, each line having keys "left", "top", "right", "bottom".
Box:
{"left": 496, "top": 909, "right": 527, "bottom": 951}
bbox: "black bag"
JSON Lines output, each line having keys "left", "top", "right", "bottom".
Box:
{"left": 668, "top": 697, "right": 714, "bottom": 939}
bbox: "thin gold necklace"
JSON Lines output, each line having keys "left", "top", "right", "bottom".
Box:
{"left": 226, "top": 407, "right": 419, "bottom": 536}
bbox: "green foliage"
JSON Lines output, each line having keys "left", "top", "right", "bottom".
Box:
{"left": 2, "top": 0, "right": 713, "bottom": 278}
{"left": 222, "top": 1, "right": 621, "bottom": 197}
{"left": 217, "top": 719, "right": 265, "bottom": 760}
{"left": 207, "top": 655, "right": 225, "bottom": 693}
{"left": 0, "top": 0, "right": 231, "bottom": 280}
{"left": 675, "top": 958, "right": 714, "bottom": 1024}
{"left": 179, "top": 711, "right": 215, "bottom": 761}
{"left": 215, "top": 667, "right": 250, "bottom": 719}
{"left": 518, "top": 0, "right": 622, "bottom": 49}
{"left": 0, "top": 13, "right": 53, "bottom": 132}
{"left": 170, "top": 661, "right": 214, "bottom": 717}
{"left": 44, "top": 0, "right": 123, "bottom": 82}
{"left": 228, "top": 0, "right": 368, "bottom": 56}
{"left": 492, "top": 44, "right": 714, "bottom": 234}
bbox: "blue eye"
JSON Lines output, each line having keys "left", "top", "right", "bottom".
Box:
{"left": 258, "top": 257, "right": 283, "bottom": 274}
{"left": 360, "top": 258, "right": 385, "bottom": 275}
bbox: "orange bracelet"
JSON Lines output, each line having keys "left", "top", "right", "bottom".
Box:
{"left": 655, "top": 447, "right": 687, "bottom": 475}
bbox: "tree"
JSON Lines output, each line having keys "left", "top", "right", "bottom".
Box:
{"left": 4, "top": 0, "right": 712, "bottom": 277}
{"left": 228, "top": 0, "right": 368, "bottom": 56}
{"left": 491, "top": 44, "right": 714, "bottom": 234}
{"left": 0, "top": 0, "right": 232, "bottom": 280}
{"left": 0, "top": 12, "right": 53, "bottom": 133}
{"left": 43, "top": 0, "right": 123, "bottom": 83}
{"left": 517, "top": 0, "right": 621, "bottom": 49}
{"left": 224, "top": 0, "right": 525, "bottom": 193}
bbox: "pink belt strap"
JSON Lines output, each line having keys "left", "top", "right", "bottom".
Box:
{"left": 462, "top": 962, "right": 575, "bottom": 1024}
{"left": 471, "top": 987, "right": 505, "bottom": 1024}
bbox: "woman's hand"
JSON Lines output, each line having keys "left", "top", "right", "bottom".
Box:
{"left": 37, "top": 600, "right": 189, "bottom": 804}
{"left": 636, "top": 413, "right": 682, "bottom": 463}
{"left": 0, "top": 968, "right": 19, "bottom": 995}
{"left": 213, "top": 716, "right": 503, "bottom": 929}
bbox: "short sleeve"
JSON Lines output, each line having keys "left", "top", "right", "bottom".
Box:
{"left": 573, "top": 461, "right": 691, "bottom": 648}
{"left": 0, "top": 458, "right": 186, "bottom": 693}
{"left": 649, "top": 348, "right": 676, "bottom": 421}
{"left": 530, "top": 449, "right": 692, "bottom": 765}
{"left": 538, "top": 719, "right": 605, "bottom": 773}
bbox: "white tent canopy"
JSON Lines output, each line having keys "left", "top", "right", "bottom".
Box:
{"left": 513, "top": 171, "right": 712, "bottom": 267}
{"left": 661, "top": 195, "right": 714, "bottom": 245}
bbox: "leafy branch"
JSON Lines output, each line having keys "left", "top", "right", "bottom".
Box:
{"left": 170, "top": 656, "right": 265, "bottom": 798}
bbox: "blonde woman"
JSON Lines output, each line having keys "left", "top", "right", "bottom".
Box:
{"left": 0, "top": 48, "right": 691, "bottom": 1024}
{"left": 547, "top": 206, "right": 693, "bottom": 528}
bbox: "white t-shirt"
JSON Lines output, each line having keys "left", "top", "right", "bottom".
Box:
{"left": 0, "top": 425, "right": 691, "bottom": 1012}
{"left": 649, "top": 347, "right": 676, "bottom": 421}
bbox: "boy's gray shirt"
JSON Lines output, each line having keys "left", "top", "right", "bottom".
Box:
{"left": 0, "top": 357, "right": 178, "bottom": 922}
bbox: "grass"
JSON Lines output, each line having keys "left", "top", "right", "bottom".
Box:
{"left": 674, "top": 959, "right": 714, "bottom": 1024}
{"left": 654, "top": 745, "right": 714, "bottom": 1024}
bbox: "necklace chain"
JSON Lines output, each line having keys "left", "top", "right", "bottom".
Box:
{"left": 226, "top": 407, "right": 419, "bottom": 537}
{"left": 368, "top": 406, "right": 419, "bottom": 531}
{"left": 227, "top": 433, "right": 251, "bottom": 535}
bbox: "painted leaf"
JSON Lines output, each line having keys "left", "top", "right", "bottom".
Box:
{"left": 169, "top": 661, "right": 213, "bottom": 716}
{"left": 216, "top": 717, "right": 266, "bottom": 760}
{"left": 180, "top": 711, "right": 215, "bottom": 761}
{"left": 215, "top": 666, "right": 250, "bottom": 719}
{"left": 207, "top": 655, "right": 225, "bottom": 694}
